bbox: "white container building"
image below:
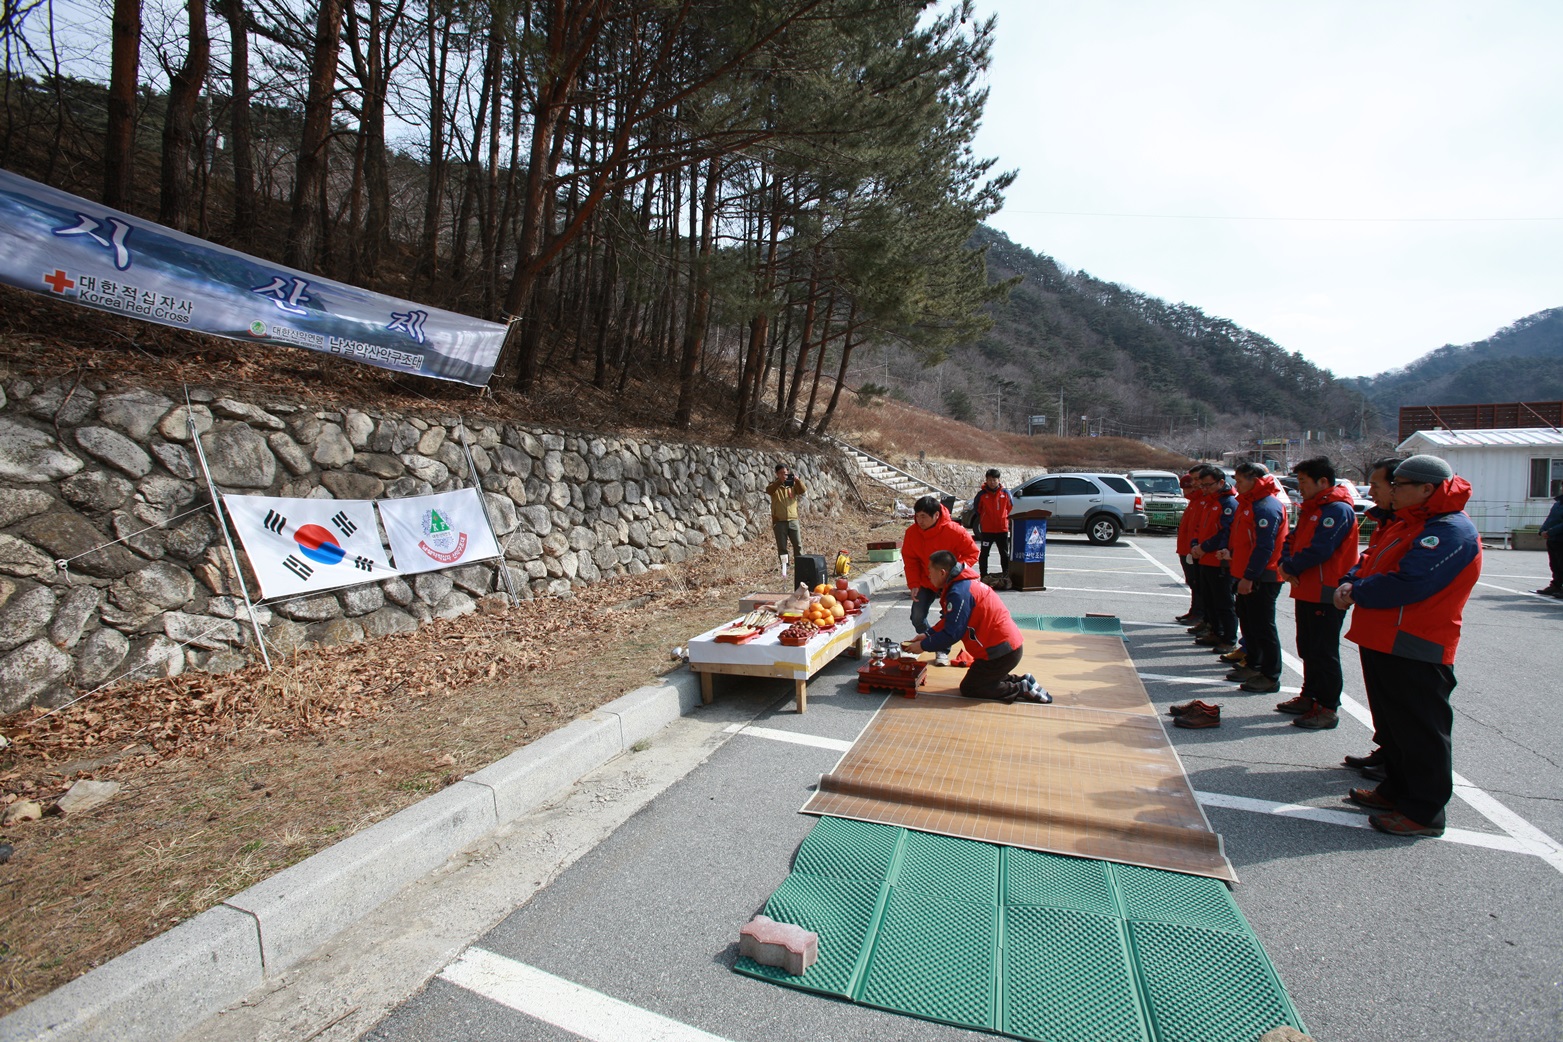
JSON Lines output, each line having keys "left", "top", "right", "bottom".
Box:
{"left": 1397, "top": 427, "right": 1563, "bottom": 537}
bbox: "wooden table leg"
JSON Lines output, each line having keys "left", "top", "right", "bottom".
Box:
{"left": 699, "top": 670, "right": 714, "bottom": 705}
{"left": 794, "top": 678, "right": 807, "bottom": 713}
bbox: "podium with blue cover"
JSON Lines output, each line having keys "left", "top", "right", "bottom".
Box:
{"left": 1007, "top": 509, "right": 1050, "bottom": 591}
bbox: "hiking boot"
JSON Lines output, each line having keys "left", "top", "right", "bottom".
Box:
{"left": 1225, "top": 667, "right": 1260, "bottom": 683}
{"left": 1274, "top": 694, "right": 1314, "bottom": 714}
{"left": 1210, "top": 643, "right": 1239, "bottom": 655}
{"left": 934, "top": 651, "right": 950, "bottom": 666}
{"left": 1535, "top": 586, "right": 1561, "bottom": 596}
{"left": 1239, "top": 676, "right": 1280, "bottom": 694}
{"left": 1187, "top": 623, "right": 1212, "bottom": 636}
{"left": 1360, "top": 764, "right": 1388, "bottom": 782}
{"left": 1345, "top": 787, "right": 1394, "bottom": 811}
{"left": 1169, "top": 699, "right": 1221, "bottom": 717}
{"left": 1369, "top": 811, "right": 1444, "bottom": 838}
{"left": 1218, "top": 648, "right": 1248, "bottom": 665}
{"left": 1175, "top": 612, "right": 1202, "bottom": 624}
{"left": 1293, "top": 705, "right": 1339, "bottom": 729}
{"left": 1173, "top": 705, "right": 1221, "bottom": 728}
{"left": 1342, "top": 748, "right": 1384, "bottom": 770}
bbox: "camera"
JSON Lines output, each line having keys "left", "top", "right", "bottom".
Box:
{"left": 785, "top": 472, "right": 795, "bottom": 487}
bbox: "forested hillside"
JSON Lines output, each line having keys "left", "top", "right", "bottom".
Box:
{"left": 1351, "top": 308, "right": 1563, "bottom": 414}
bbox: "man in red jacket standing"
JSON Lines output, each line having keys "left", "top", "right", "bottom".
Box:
{"left": 1334, "top": 455, "right": 1482, "bottom": 838}
{"left": 1175, "top": 469, "right": 1206, "bottom": 627}
{"left": 1189, "top": 465, "right": 1238, "bottom": 654}
{"left": 903, "top": 495, "right": 980, "bottom": 665}
{"left": 1224, "top": 462, "right": 1289, "bottom": 693}
{"left": 971, "top": 469, "right": 1014, "bottom": 583}
{"left": 1276, "top": 456, "right": 1359, "bottom": 730}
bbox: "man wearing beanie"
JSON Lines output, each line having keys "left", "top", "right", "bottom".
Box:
{"left": 1334, "top": 454, "right": 1482, "bottom": 838}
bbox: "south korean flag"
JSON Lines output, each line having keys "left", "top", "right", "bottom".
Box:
{"left": 223, "top": 494, "right": 394, "bottom": 599}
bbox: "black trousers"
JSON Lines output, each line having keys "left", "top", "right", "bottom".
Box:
{"left": 1196, "top": 565, "right": 1236, "bottom": 643}
{"left": 1294, "top": 602, "right": 1346, "bottom": 708}
{"left": 1549, "top": 539, "right": 1563, "bottom": 587}
{"left": 960, "top": 645, "right": 1026, "bottom": 701}
{"left": 1359, "top": 646, "right": 1456, "bottom": 828}
{"left": 1180, "top": 557, "right": 1202, "bottom": 617}
{"left": 978, "top": 532, "right": 1011, "bottom": 577}
{"left": 1234, "top": 580, "right": 1282, "bottom": 679}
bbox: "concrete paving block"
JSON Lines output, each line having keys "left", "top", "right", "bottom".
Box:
{"left": 0, "top": 905, "right": 261, "bottom": 1042}
{"left": 462, "top": 715, "right": 623, "bottom": 824}
{"left": 599, "top": 671, "right": 703, "bottom": 749}
{"left": 222, "top": 781, "right": 496, "bottom": 976}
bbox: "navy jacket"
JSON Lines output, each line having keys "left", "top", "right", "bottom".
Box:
{"left": 1541, "top": 494, "right": 1563, "bottom": 544}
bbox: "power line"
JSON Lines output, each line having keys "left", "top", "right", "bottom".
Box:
{"left": 1004, "top": 209, "right": 1563, "bottom": 223}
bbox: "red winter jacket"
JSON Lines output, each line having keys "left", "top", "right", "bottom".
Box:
{"left": 1283, "top": 483, "right": 1359, "bottom": 603}
{"left": 972, "top": 485, "right": 1013, "bottom": 535}
{"left": 1176, "top": 486, "right": 1204, "bottom": 555}
{"left": 1345, "top": 478, "right": 1482, "bottom": 665}
{"left": 1228, "top": 475, "right": 1290, "bottom": 582}
{"left": 1193, "top": 487, "right": 1237, "bottom": 569}
{"left": 921, "top": 563, "right": 1025, "bottom": 661}
{"left": 903, "top": 504, "right": 980, "bottom": 591}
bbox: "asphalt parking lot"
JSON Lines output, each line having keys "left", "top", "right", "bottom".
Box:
{"left": 213, "top": 532, "right": 1563, "bottom": 1042}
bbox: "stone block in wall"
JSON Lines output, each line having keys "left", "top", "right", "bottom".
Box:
{"left": 0, "top": 487, "right": 55, "bottom": 528}
{"left": 320, "top": 471, "right": 385, "bottom": 501}
{"left": 523, "top": 560, "right": 547, "bottom": 580}
{"left": 0, "top": 583, "right": 54, "bottom": 653}
{"left": 126, "top": 561, "right": 197, "bottom": 611}
{"left": 197, "top": 648, "right": 249, "bottom": 674}
{"left": 200, "top": 425, "right": 277, "bottom": 488}
{"left": 400, "top": 454, "right": 448, "bottom": 485}
{"left": 24, "top": 380, "right": 97, "bottom": 426}
{"left": 118, "top": 634, "right": 184, "bottom": 683}
{"left": 150, "top": 440, "right": 196, "bottom": 479}
{"left": 0, "top": 416, "right": 85, "bottom": 481}
{"left": 274, "top": 595, "right": 343, "bottom": 623}
{"left": 384, "top": 476, "right": 432, "bottom": 499}
{"left": 163, "top": 612, "right": 243, "bottom": 650}
{"left": 355, "top": 453, "right": 405, "bottom": 479}
{"left": 362, "top": 606, "right": 418, "bottom": 637}
{"left": 73, "top": 626, "right": 129, "bottom": 689}
{"left": 157, "top": 404, "right": 213, "bottom": 442}
{"left": 49, "top": 586, "right": 103, "bottom": 650}
{"left": 75, "top": 426, "right": 153, "bottom": 478}
{"left": 412, "top": 425, "right": 444, "bottom": 456}
{"left": 433, "top": 590, "right": 476, "bottom": 620}
{"left": 434, "top": 441, "right": 466, "bottom": 475}
{"left": 341, "top": 584, "right": 386, "bottom": 616}
{"left": 137, "top": 474, "right": 198, "bottom": 511}
{"left": 483, "top": 492, "right": 518, "bottom": 536}
{"left": 1, "top": 637, "right": 71, "bottom": 712}
{"left": 504, "top": 530, "right": 543, "bottom": 562}
{"left": 12, "top": 510, "right": 140, "bottom": 578}
{"left": 306, "top": 618, "right": 365, "bottom": 647}
{"left": 344, "top": 410, "right": 374, "bottom": 448}
{"left": 447, "top": 565, "right": 492, "bottom": 596}
{"left": 414, "top": 572, "right": 454, "bottom": 605}
{"left": 213, "top": 399, "right": 284, "bottom": 430}
{"left": 311, "top": 423, "right": 355, "bottom": 468}
{"left": 492, "top": 444, "right": 531, "bottom": 478}
{"left": 96, "top": 390, "right": 173, "bottom": 440}
{"left": 268, "top": 432, "right": 312, "bottom": 477}
{"left": 381, "top": 576, "right": 414, "bottom": 607}
{"left": 163, "top": 514, "right": 218, "bottom": 562}
{"left": 265, "top": 619, "right": 308, "bottom": 655}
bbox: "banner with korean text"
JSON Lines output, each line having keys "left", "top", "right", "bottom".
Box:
{"left": 223, "top": 495, "right": 395, "bottom": 600}
{"left": 0, "top": 168, "right": 506, "bottom": 386}
{"left": 376, "top": 489, "right": 502, "bottom": 576}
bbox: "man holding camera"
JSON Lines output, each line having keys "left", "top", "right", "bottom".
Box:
{"left": 765, "top": 462, "right": 807, "bottom": 561}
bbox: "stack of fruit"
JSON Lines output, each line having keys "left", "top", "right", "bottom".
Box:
{"left": 813, "top": 582, "right": 869, "bottom": 614}
{"left": 801, "top": 596, "right": 839, "bottom": 629}
{"left": 779, "top": 620, "right": 819, "bottom": 646}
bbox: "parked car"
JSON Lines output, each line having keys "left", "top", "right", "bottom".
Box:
{"left": 1335, "top": 479, "right": 1371, "bottom": 517}
{"left": 1010, "top": 472, "right": 1148, "bottom": 545}
{"left": 1125, "top": 470, "right": 1187, "bottom": 531}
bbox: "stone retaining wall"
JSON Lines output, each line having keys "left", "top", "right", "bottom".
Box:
{"left": 0, "top": 378, "right": 851, "bottom": 713}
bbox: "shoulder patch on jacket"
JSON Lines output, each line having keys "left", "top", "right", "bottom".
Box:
{"left": 1419, "top": 534, "right": 1440, "bottom": 549}
{"left": 1222, "top": 505, "right": 1234, "bottom": 515}
{"left": 1258, "top": 518, "right": 1269, "bottom": 528}
{"left": 1322, "top": 517, "right": 1335, "bottom": 528}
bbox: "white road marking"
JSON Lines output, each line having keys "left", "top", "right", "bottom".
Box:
{"left": 1041, "top": 585, "right": 1187, "bottom": 599}
{"left": 440, "top": 948, "right": 736, "bottom": 1042}
{"left": 1194, "top": 791, "right": 1537, "bottom": 855}
{"left": 1138, "top": 672, "right": 1301, "bottom": 694}
{"left": 1123, "top": 538, "right": 1188, "bottom": 583}
{"left": 1480, "top": 572, "right": 1553, "bottom": 580}
{"left": 1044, "top": 567, "right": 1164, "bottom": 576}
{"left": 1122, "top": 621, "right": 1186, "bottom": 629}
{"left": 1476, "top": 580, "right": 1562, "bottom": 600}
{"left": 723, "top": 723, "right": 852, "bottom": 752}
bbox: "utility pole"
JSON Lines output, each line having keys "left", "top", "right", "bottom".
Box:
{"left": 1058, "top": 388, "right": 1065, "bottom": 437}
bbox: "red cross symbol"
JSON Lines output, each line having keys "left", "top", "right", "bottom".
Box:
{"left": 43, "top": 269, "right": 75, "bottom": 294}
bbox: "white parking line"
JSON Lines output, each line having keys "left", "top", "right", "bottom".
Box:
{"left": 1123, "top": 538, "right": 1188, "bottom": 583}
{"left": 440, "top": 947, "right": 735, "bottom": 1041}
{"left": 723, "top": 723, "right": 852, "bottom": 752}
{"left": 1042, "top": 585, "right": 1187, "bottom": 599}
{"left": 1476, "top": 580, "right": 1562, "bottom": 601}
{"left": 1138, "top": 671, "right": 1301, "bottom": 694}
{"left": 1045, "top": 567, "right": 1165, "bottom": 576}
{"left": 1194, "top": 791, "right": 1537, "bottom": 855}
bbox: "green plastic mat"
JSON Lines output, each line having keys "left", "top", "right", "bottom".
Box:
{"left": 1011, "top": 614, "right": 1125, "bottom": 637}
{"left": 736, "top": 818, "right": 1305, "bottom": 1042}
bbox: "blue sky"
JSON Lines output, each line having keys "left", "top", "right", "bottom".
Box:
{"left": 968, "top": 1, "right": 1563, "bottom": 377}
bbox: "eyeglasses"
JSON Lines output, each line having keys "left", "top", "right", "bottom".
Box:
{"left": 1389, "top": 480, "right": 1430, "bottom": 488}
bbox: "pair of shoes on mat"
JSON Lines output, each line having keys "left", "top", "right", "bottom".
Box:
{"left": 1173, "top": 703, "right": 1221, "bottom": 728}
{"left": 1168, "top": 698, "right": 1220, "bottom": 717}
{"left": 933, "top": 651, "right": 950, "bottom": 666}
{"left": 1225, "top": 667, "right": 1260, "bottom": 683}
{"left": 1369, "top": 811, "right": 1444, "bottom": 838}
{"left": 1293, "top": 704, "right": 1338, "bottom": 730}
{"left": 1345, "top": 787, "right": 1394, "bottom": 811}
{"left": 1239, "top": 675, "right": 1279, "bottom": 694}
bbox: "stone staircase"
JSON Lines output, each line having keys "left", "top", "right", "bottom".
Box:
{"left": 828, "top": 436, "right": 953, "bottom": 505}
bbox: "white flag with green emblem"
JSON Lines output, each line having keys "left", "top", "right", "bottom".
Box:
{"left": 377, "top": 488, "right": 501, "bottom": 575}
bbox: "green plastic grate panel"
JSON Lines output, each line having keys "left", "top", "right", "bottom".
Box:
{"left": 1011, "top": 614, "right": 1125, "bottom": 637}
{"left": 1004, "top": 846, "right": 1118, "bottom": 916}
{"left": 1129, "top": 920, "right": 1302, "bottom": 1042}
{"left": 735, "top": 819, "right": 1306, "bottom": 1042}
{"left": 857, "top": 886, "right": 999, "bottom": 1030}
{"left": 893, "top": 828, "right": 1002, "bottom": 904}
{"left": 1003, "top": 906, "right": 1149, "bottom": 1042}
{"left": 791, "top": 815, "right": 902, "bottom": 881}
{"left": 1110, "top": 862, "right": 1249, "bottom": 935}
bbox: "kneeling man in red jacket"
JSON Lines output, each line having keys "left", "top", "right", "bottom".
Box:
{"left": 1334, "top": 454, "right": 1481, "bottom": 838}
{"left": 905, "top": 550, "right": 1048, "bottom": 703}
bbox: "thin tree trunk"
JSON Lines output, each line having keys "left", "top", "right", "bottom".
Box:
{"left": 284, "top": 0, "right": 344, "bottom": 270}
{"left": 219, "top": 0, "right": 256, "bottom": 238}
{"left": 674, "top": 157, "right": 720, "bottom": 428}
{"left": 159, "top": 0, "right": 210, "bottom": 229}
{"left": 103, "top": 0, "right": 141, "bottom": 209}
{"left": 816, "top": 305, "right": 859, "bottom": 436}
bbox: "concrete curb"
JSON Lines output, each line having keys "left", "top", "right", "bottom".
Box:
{"left": 0, "top": 562, "right": 901, "bottom": 1042}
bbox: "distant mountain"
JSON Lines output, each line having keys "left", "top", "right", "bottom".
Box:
{"left": 952, "top": 227, "right": 1366, "bottom": 437}
{"left": 1351, "top": 308, "right": 1563, "bottom": 417}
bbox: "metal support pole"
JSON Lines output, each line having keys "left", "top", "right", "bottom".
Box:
{"left": 456, "top": 418, "right": 519, "bottom": 605}
{"left": 186, "top": 399, "right": 272, "bottom": 670}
